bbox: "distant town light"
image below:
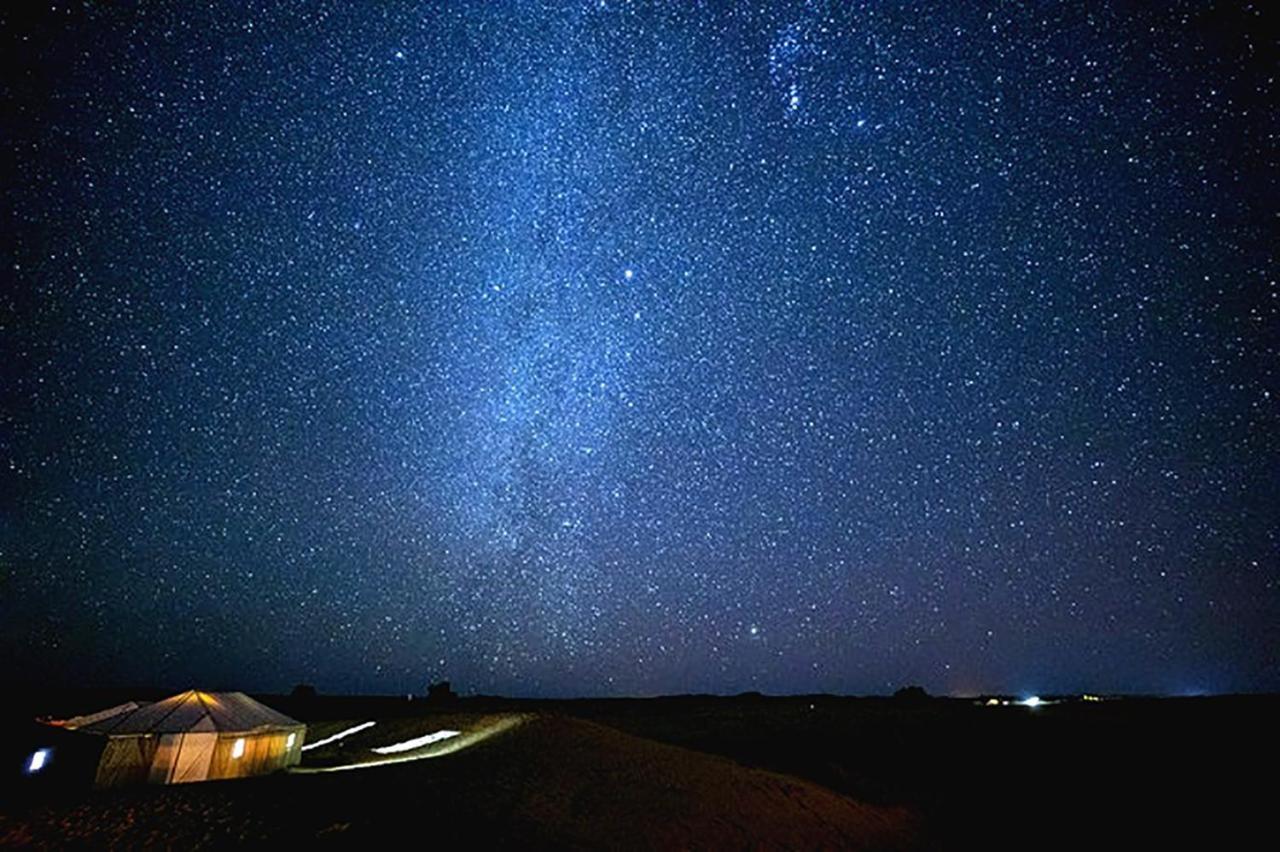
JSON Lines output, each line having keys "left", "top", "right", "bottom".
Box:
{"left": 232, "top": 737, "right": 246, "bottom": 759}
{"left": 1020, "top": 696, "right": 1043, "bottom": 708}
{"left": 27, "top": 748, "right": 50, "bottom": 773}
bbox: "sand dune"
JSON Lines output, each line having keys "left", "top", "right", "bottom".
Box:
{"left": 483, "top": 715, "right": 916, "bottom": 849}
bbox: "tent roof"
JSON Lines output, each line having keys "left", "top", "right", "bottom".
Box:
{"left": 52, "top": 701, "right": 140, "bottom": 729}
{"left": 75, "top": 690, "right": 302, "bottom": 735}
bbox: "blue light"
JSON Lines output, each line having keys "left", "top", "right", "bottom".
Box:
{"left": 27, "top": 748, "right": 51, "bottom": 774}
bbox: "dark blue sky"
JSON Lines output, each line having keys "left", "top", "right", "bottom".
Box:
{"left": 2, "top": 1, "right": 1276, "bottom": 697}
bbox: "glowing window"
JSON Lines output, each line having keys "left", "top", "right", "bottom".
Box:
{"left": 286, "top": 733, "right": 296, "bottom": 750}
{"left": 28, "top": 749, "right": 50, "bottom": 773}
{"left": 232, "top": 737, "right": 246, "bottom": 759}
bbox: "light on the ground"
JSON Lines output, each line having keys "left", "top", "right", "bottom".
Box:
{"left": 291, "top": 716, "right": 530, "bottom": 774}
{"left": 371, "top": 729, "right": 461, "bottom": 755}
{"left": 301, "top": 721, "right": 377, "bottom": 751}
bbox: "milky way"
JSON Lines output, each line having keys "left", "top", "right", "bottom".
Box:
{"left": 2, "top": 1, "right": 1276, "bottom": 696}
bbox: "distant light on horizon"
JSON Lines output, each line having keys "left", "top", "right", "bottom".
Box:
{"left": 1020, "top": 696, "right": 1043, "bottom": 708}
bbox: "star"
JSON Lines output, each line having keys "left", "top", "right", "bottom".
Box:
{"left": 3, "top": 0, "right": 1273, "bottom": 698}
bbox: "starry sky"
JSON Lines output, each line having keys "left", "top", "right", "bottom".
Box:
{"left": 2, "top": 1, "right": 1276, "bottom": 698}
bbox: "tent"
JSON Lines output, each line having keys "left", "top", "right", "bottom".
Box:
{"left": 63, "top": 690, "right": 306, "bottom": 787}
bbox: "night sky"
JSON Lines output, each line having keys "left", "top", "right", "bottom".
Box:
{"left": 2, "top": 1, "right": 1276, "bottom": 698}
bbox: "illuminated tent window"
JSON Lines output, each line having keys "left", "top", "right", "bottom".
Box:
{"left": 286, "top": 733, "right": 296, "bottom": 749}
{"left": 232, "top": 738, "right": 246, "bottom": 759}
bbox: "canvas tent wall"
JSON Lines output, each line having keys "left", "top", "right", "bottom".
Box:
{"left": 69, "top": 690, "right": 306, "bottom": 787}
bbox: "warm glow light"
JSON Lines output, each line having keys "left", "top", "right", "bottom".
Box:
{"left": 27, "top": 749, "right": 50, "bottom": 773}
{"left": 286, "top": 733, "right": 297, "bottom": 749}
{"left": 370, "top": 729, "right": 461, "bottom": 755}
{"left": 300, "top": 721, "right": 376, "bottom": 752}
{"left": 232, "top": 737, "right": 246, "bottom": 758}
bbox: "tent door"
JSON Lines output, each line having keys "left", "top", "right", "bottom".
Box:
{"left": 148, "top": 734, "right": 181, "bottom": 783}
{"left": 170, "top": 732, "right": 217, "bottom": 783}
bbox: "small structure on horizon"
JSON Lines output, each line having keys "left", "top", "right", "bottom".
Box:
{"left": 427, "top": 680, "right": 458, "bottom": 702}
{"left": 27, "top": 690, "right": 306, "bottom": 788}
